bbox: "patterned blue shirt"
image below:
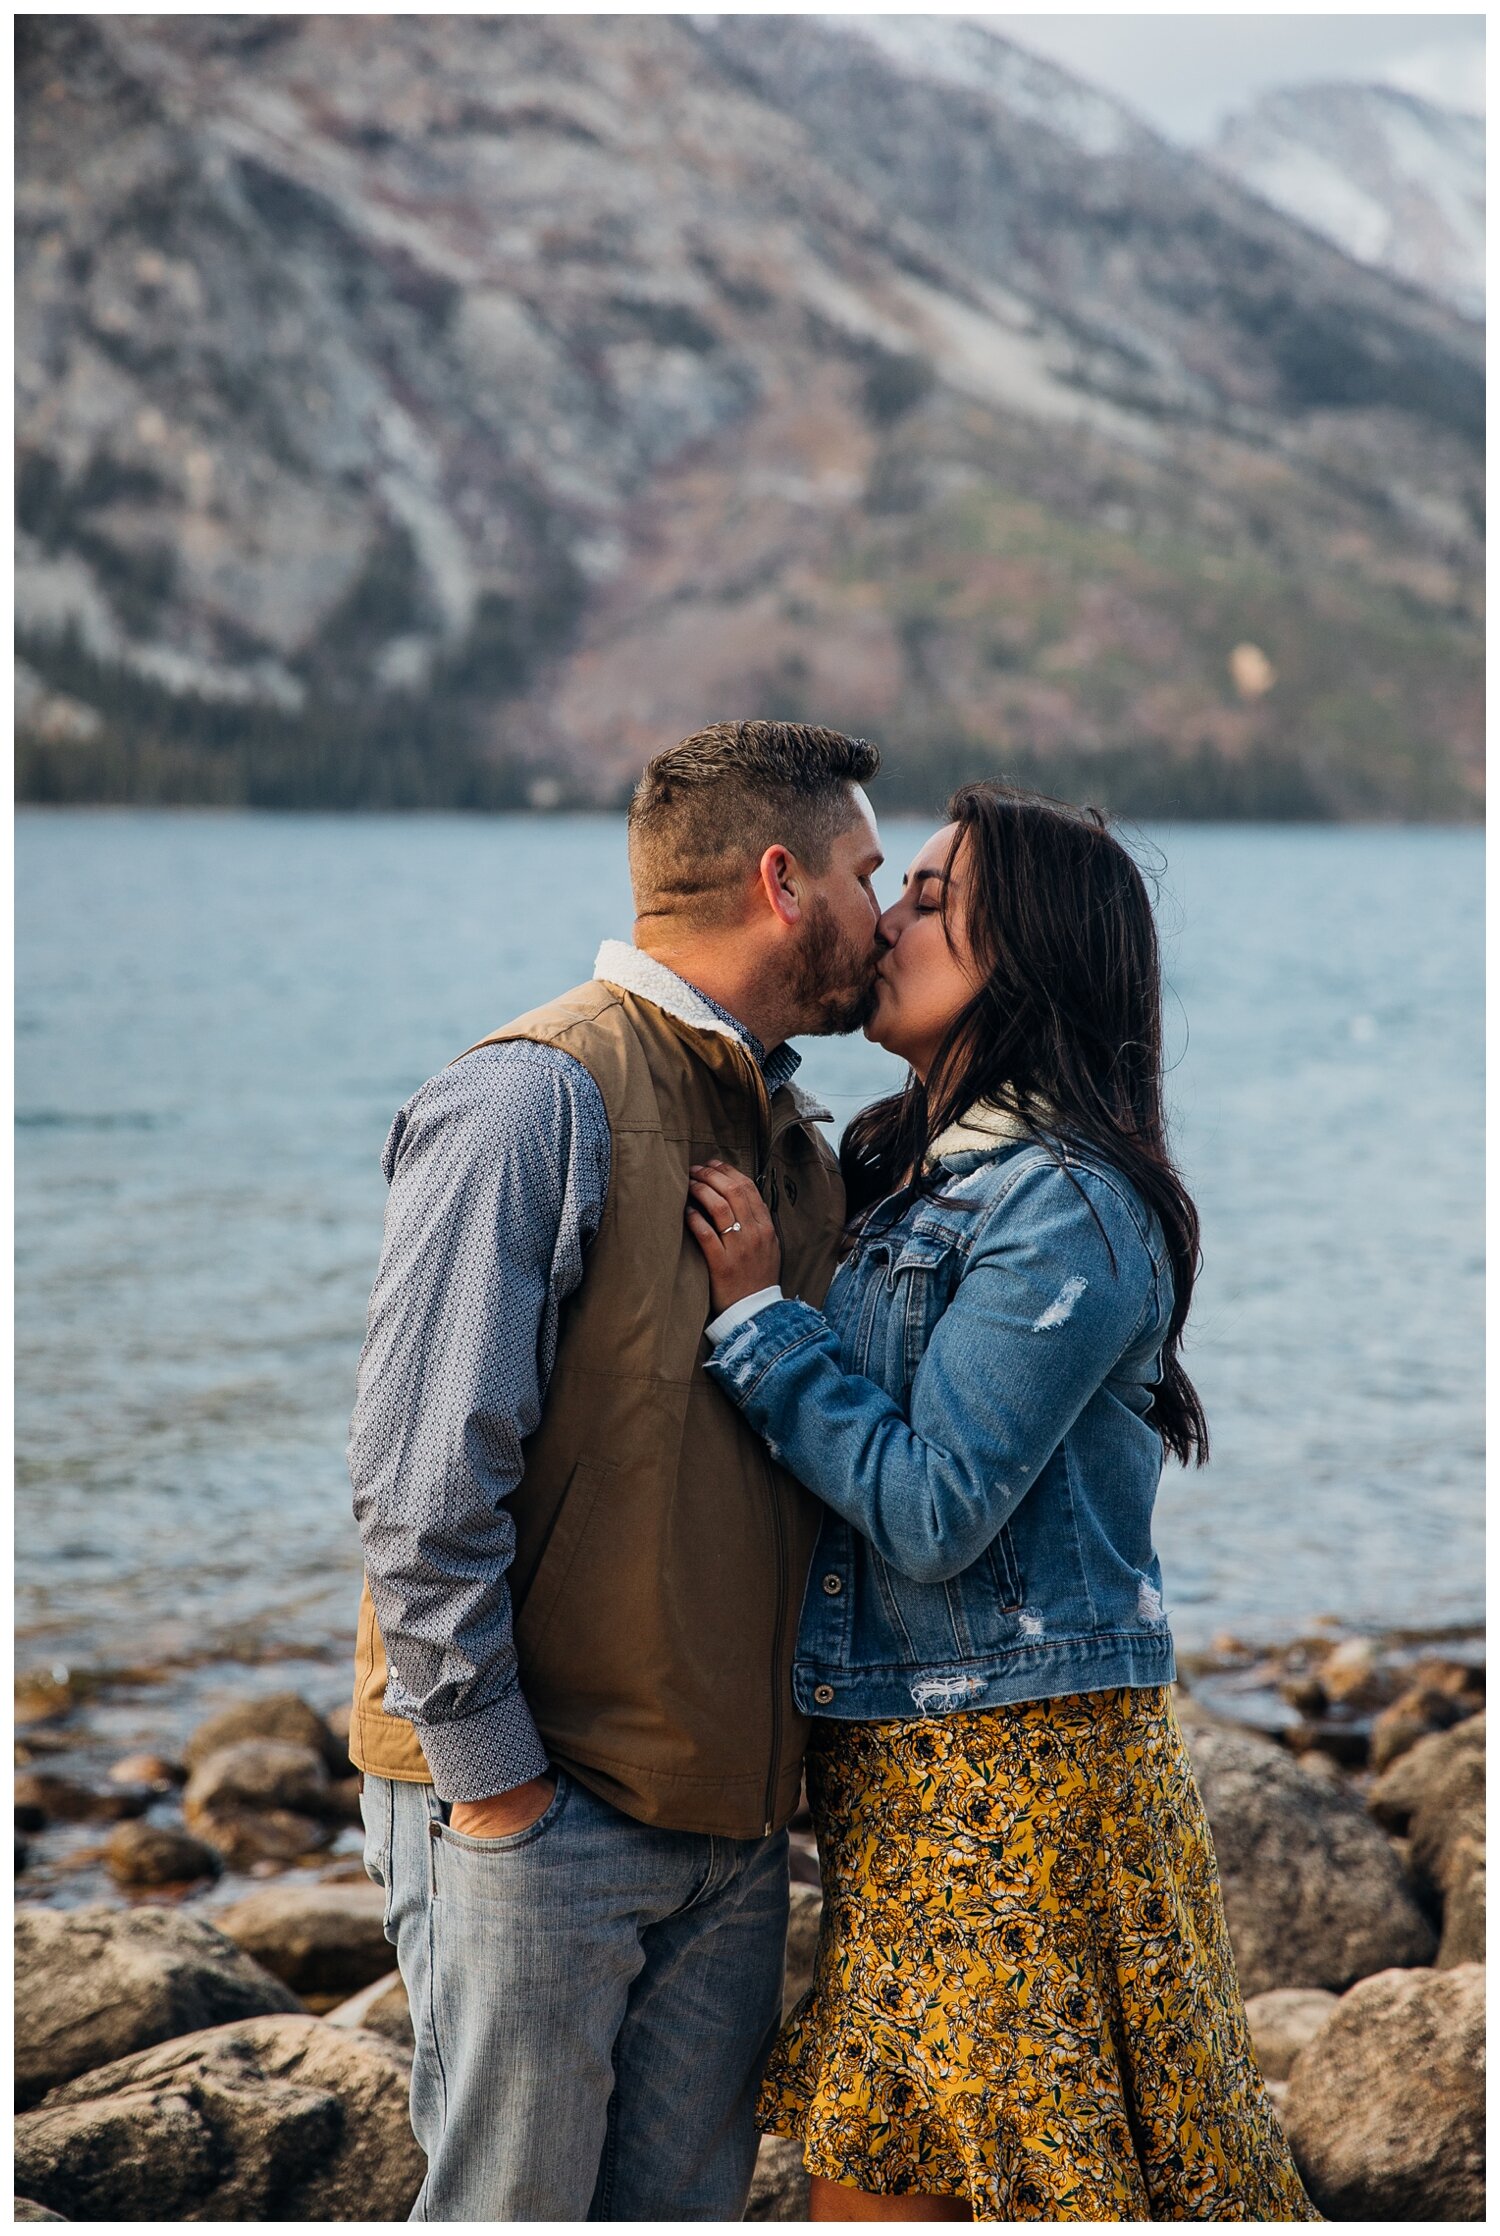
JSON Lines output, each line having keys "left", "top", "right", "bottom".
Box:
{"left": 348, "top": 963, "right": 800, "bottom": 1802}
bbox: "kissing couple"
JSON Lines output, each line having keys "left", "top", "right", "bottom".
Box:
{"left": 348, "top": 722, "right": 1315, "bottom": 2222}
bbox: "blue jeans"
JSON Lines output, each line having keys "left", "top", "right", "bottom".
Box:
{"left": 359, "top": 1770, "right": 790, "bottom": 2221}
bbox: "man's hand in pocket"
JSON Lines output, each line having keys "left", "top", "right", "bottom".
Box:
{"left": 449, "top": 1773, "right": 557, "bottom": 1839}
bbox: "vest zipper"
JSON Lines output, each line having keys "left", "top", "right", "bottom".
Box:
{"left": 764, "top": 1452, "right": 787, "bottom": 1836}
{"left": 726, "top": 1038, "right": 791, "bottom": 1836}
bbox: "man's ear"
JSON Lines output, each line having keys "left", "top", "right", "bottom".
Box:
{"left": 757, "top": 844, "right": 803, "bottom": 928}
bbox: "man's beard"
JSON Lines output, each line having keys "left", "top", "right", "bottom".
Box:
{"left": 787, "top": 897, "right": 881, "bottom": 1036}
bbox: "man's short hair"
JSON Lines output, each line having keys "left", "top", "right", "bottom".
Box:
{"left": 628, "top": 720, "right": 880, "bottom": 926}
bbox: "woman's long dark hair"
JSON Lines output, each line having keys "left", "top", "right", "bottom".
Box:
{"left": 841, "top": 781, "right": 1209, "bottom": 1467}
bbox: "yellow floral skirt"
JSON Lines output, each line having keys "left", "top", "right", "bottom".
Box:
{"left": 758, "top": 1688, "right": 1320, "bottom": 2222}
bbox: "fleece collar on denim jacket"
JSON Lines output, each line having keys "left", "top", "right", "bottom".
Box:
{"left": 925, "top": 1097, "right": 1042, "bottom": 1167}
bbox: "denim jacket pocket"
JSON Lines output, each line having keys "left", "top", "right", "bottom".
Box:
{"left": 982, "top": 1523, "right": 1024, "bottom": 1613}
{"left": 887, "top": 1222, "right": 967, "bottom": 1380}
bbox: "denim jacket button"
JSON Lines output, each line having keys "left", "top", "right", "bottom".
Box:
{"left": 821, "top": 1573, "right": 843, "bottom": 1595}
{"left": 813, "top": 1684, "right": 836, "bottom": 1705}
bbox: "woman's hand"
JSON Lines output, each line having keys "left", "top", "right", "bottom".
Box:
{"left": 686, "top": 1160, "right": 781, "bottom": 1314}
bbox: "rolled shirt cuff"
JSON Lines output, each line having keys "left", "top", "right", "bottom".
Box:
{"left": 404, "top": 1681, "right": 551, "bottom": 1805}
{"left": 705, "top": 1283, "right": 785, "bottom": 1346}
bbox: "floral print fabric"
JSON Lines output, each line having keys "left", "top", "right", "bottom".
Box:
{"left": 758, "top": 1688, "right": 1320, "bottom": 2222}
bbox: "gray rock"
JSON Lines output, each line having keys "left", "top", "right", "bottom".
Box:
{"left": 743, "top": 1884, "right": 823, "bottom": 2217}
{"left": 1315, "top": 1634, "right": 1387, "bottom": 1709}
{"left": 183, "top": 1692, "right": 345, "bottom": 1775}
{"left": 319, "top": 1776, "right": 366, "bottom": 1827}
{"left": 14, "top": 1904, "right": 301, "bottom": 2110}
{"left": 14, "top": 1772, "right": 151, "bottom": 1826}
{"left": 14, "top": 2014, "right": 424, "bottom": 2222}
{"left": 324, "top": 1969, "right": 413, "bottom": 2049}
{"left": 1369, "top": 1686, "right": 1472, "bottom": 1772}
{"left": 783, "top": 1883, "right": 823, "bottom": 2020}
{"left": 1243, "top": 1987, "right": 1339, "bottom": 2080}
{"left": 184, "top": 1739, "right": 330, "bottom": 1817}
{"left": 15, "top": 2202, "right": 67, "bottom": 2222}
{"left": 183, "top": 1803, "right": 334, "bottom": 1870}
{"left": 1177, "top": 1700, "right": 1435, "bottom": 1994}
{"left": 182, "top": 1741, "right": 337, "bottom": 1869}
{"left": 107, "top": 1752, "right": 186, "bottom": 1791}
{"left": 323, "top": 1700, "right": 355, "bottom": 1776}
{"left": 1282, "top": 1963, "right": 1485, "bottom": 2220}
{"left": 104, "top": 1818, "right": 222, "bottom": 1889}
{"left": 1368, "top": 1714, "right": 1484, "bottom": 1964}
{"left": 211, "top": 1883, "right": 392, "bottom": 1999}
{"left": 1369, "top": 1712, "right": 1484, "bottom": 1851}
{"left": 745, "top": 2134, "right": 810, "bottom": 2222}
{"left": 1435, "top": 1829, "right": 1486, "bottom": 1969}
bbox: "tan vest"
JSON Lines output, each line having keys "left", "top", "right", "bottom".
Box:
{"left": 349, "top": 976, "right": 845, "bottom": 1838}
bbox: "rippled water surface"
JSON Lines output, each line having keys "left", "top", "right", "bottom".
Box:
{"left": 16, "top": 813, "right": 1483, "bottom": 1704}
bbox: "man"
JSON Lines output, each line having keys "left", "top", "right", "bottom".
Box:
{"left": 348, "top": 722, "right": 884, "bottom": 2220}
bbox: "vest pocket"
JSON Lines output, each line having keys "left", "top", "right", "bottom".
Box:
{"left": 514, "top": 1459, "right": 617, "bottom": 1658}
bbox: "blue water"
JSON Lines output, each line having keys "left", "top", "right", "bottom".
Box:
{"left": 15, "top": 813, "right": 1483, "bottom": 1699}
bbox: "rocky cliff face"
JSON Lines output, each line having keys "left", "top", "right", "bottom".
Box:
{"left": 16, "top": 15, "right": 1483, "bottom": 814}
{"left": 1212, "top": 84, "right": 1484, "bottom": 324}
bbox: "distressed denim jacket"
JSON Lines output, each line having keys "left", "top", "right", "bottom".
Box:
{"left": 705, "top": 1115, "right": 1178, "bottom": 1721}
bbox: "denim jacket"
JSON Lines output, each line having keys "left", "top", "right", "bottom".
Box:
{"left": 705, "top": 1119, "right": 1177, "bottom": 1721}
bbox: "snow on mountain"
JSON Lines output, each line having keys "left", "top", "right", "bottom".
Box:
{"left": 821, "top": 14, "right": 1145, "bottom": 160}
{"left": 1212, "top": 84, "right": 1484, "bottom": 320}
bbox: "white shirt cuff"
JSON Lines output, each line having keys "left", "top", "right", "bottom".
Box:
{"left": 706, "top": 1285, "right": 785, "bottom": 1345}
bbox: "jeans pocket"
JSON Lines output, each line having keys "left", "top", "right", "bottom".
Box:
{"left": 432, "top": 1767, "right": 571, "bottom": 1858}
{"left": 359, "top": 1779, "right": 388, "bottom": 1886}
{"left": 358, "top": 1777, "right": 399, "bottom": 1940}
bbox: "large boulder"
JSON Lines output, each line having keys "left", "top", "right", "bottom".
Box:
{"left": 1282, "top": 1964, "right": 1485, "bottom": 2221}
{"left": 14, "top": 1771, "right": 151, "bottom": 1826}
{"left": 322, "top": 1700, "right": 355, "bottom": 1776}
{"left": 182, "top": 1803, "right": 334, "bottom": 1870}
{"left": 211, "top": 1883, "right": 392, "bottom": 2000}
{"left": 14, "top": 1905, "right": 302, "bottom": 2110}
{"left": 184, "top": 1740, "right": 330, "bottom": 1817}
{"left": 745, "top": 1885, "right": 823, "bottom": 2217}
{"left": 1242, "top": 1988, "right": 1339, "bottom": 2081}
{"left": 1434, "top": 1830, "right": 1486, "bottom": 1969}
{"left": 1368, "top": 1714, "right": 1484, "bottom": 1967}
{"left": 182, "top": 1741, "right": 339, "bottom": 1868}
{"left": 746, "top": 2136, "right": 810, "bottom": 2222}
{"left": 104, "top": 1819, "right": 221, "bottom": 1890}
{"left": 14, "top": 2015, "right": 424, "bottom": 2222}
{"left": 1369, "top": 1686, "right": 1474, "bottom": 1772}
{"left": 783, "top": 1883, "right": 822, "bottom": 2019}
{"left": 183, "top": 1693, "right": 345, "bottom": 1774}
{"left": 324, "top": 1969, "right": 414, "bottom": 2049}
{"left": 1178, "top": 1702, "right": 1435, "bottom": 1995}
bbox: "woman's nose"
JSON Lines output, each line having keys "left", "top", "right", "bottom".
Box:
{"left": 876, "top": 902, "right": 902, "bottom": 947}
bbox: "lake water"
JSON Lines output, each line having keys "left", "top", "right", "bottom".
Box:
{"left": 15, "top": 813, "right": 1484, "bottom": 1727}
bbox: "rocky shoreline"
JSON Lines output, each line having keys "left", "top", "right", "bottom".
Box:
{"left": 15, "top": 1625, "right": 1485, "bottom": 2221}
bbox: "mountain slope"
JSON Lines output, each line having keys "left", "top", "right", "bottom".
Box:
{"left": 1212, "top": 83, "right": 1484, "bottom": 323}
{"left": 16, "top": 15, "right": 1482, "bottom": 816}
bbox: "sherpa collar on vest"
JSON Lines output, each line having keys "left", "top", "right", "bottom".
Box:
{"left": 926, "top": 1097, "right": 1039, "bottom": 1166}
{"left": 593, "top": 940, "right": 830, "bottom": 1125}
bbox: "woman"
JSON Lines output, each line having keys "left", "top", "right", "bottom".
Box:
{"left": 685, "top": 784, "right": 1317, "bottom": 2224}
